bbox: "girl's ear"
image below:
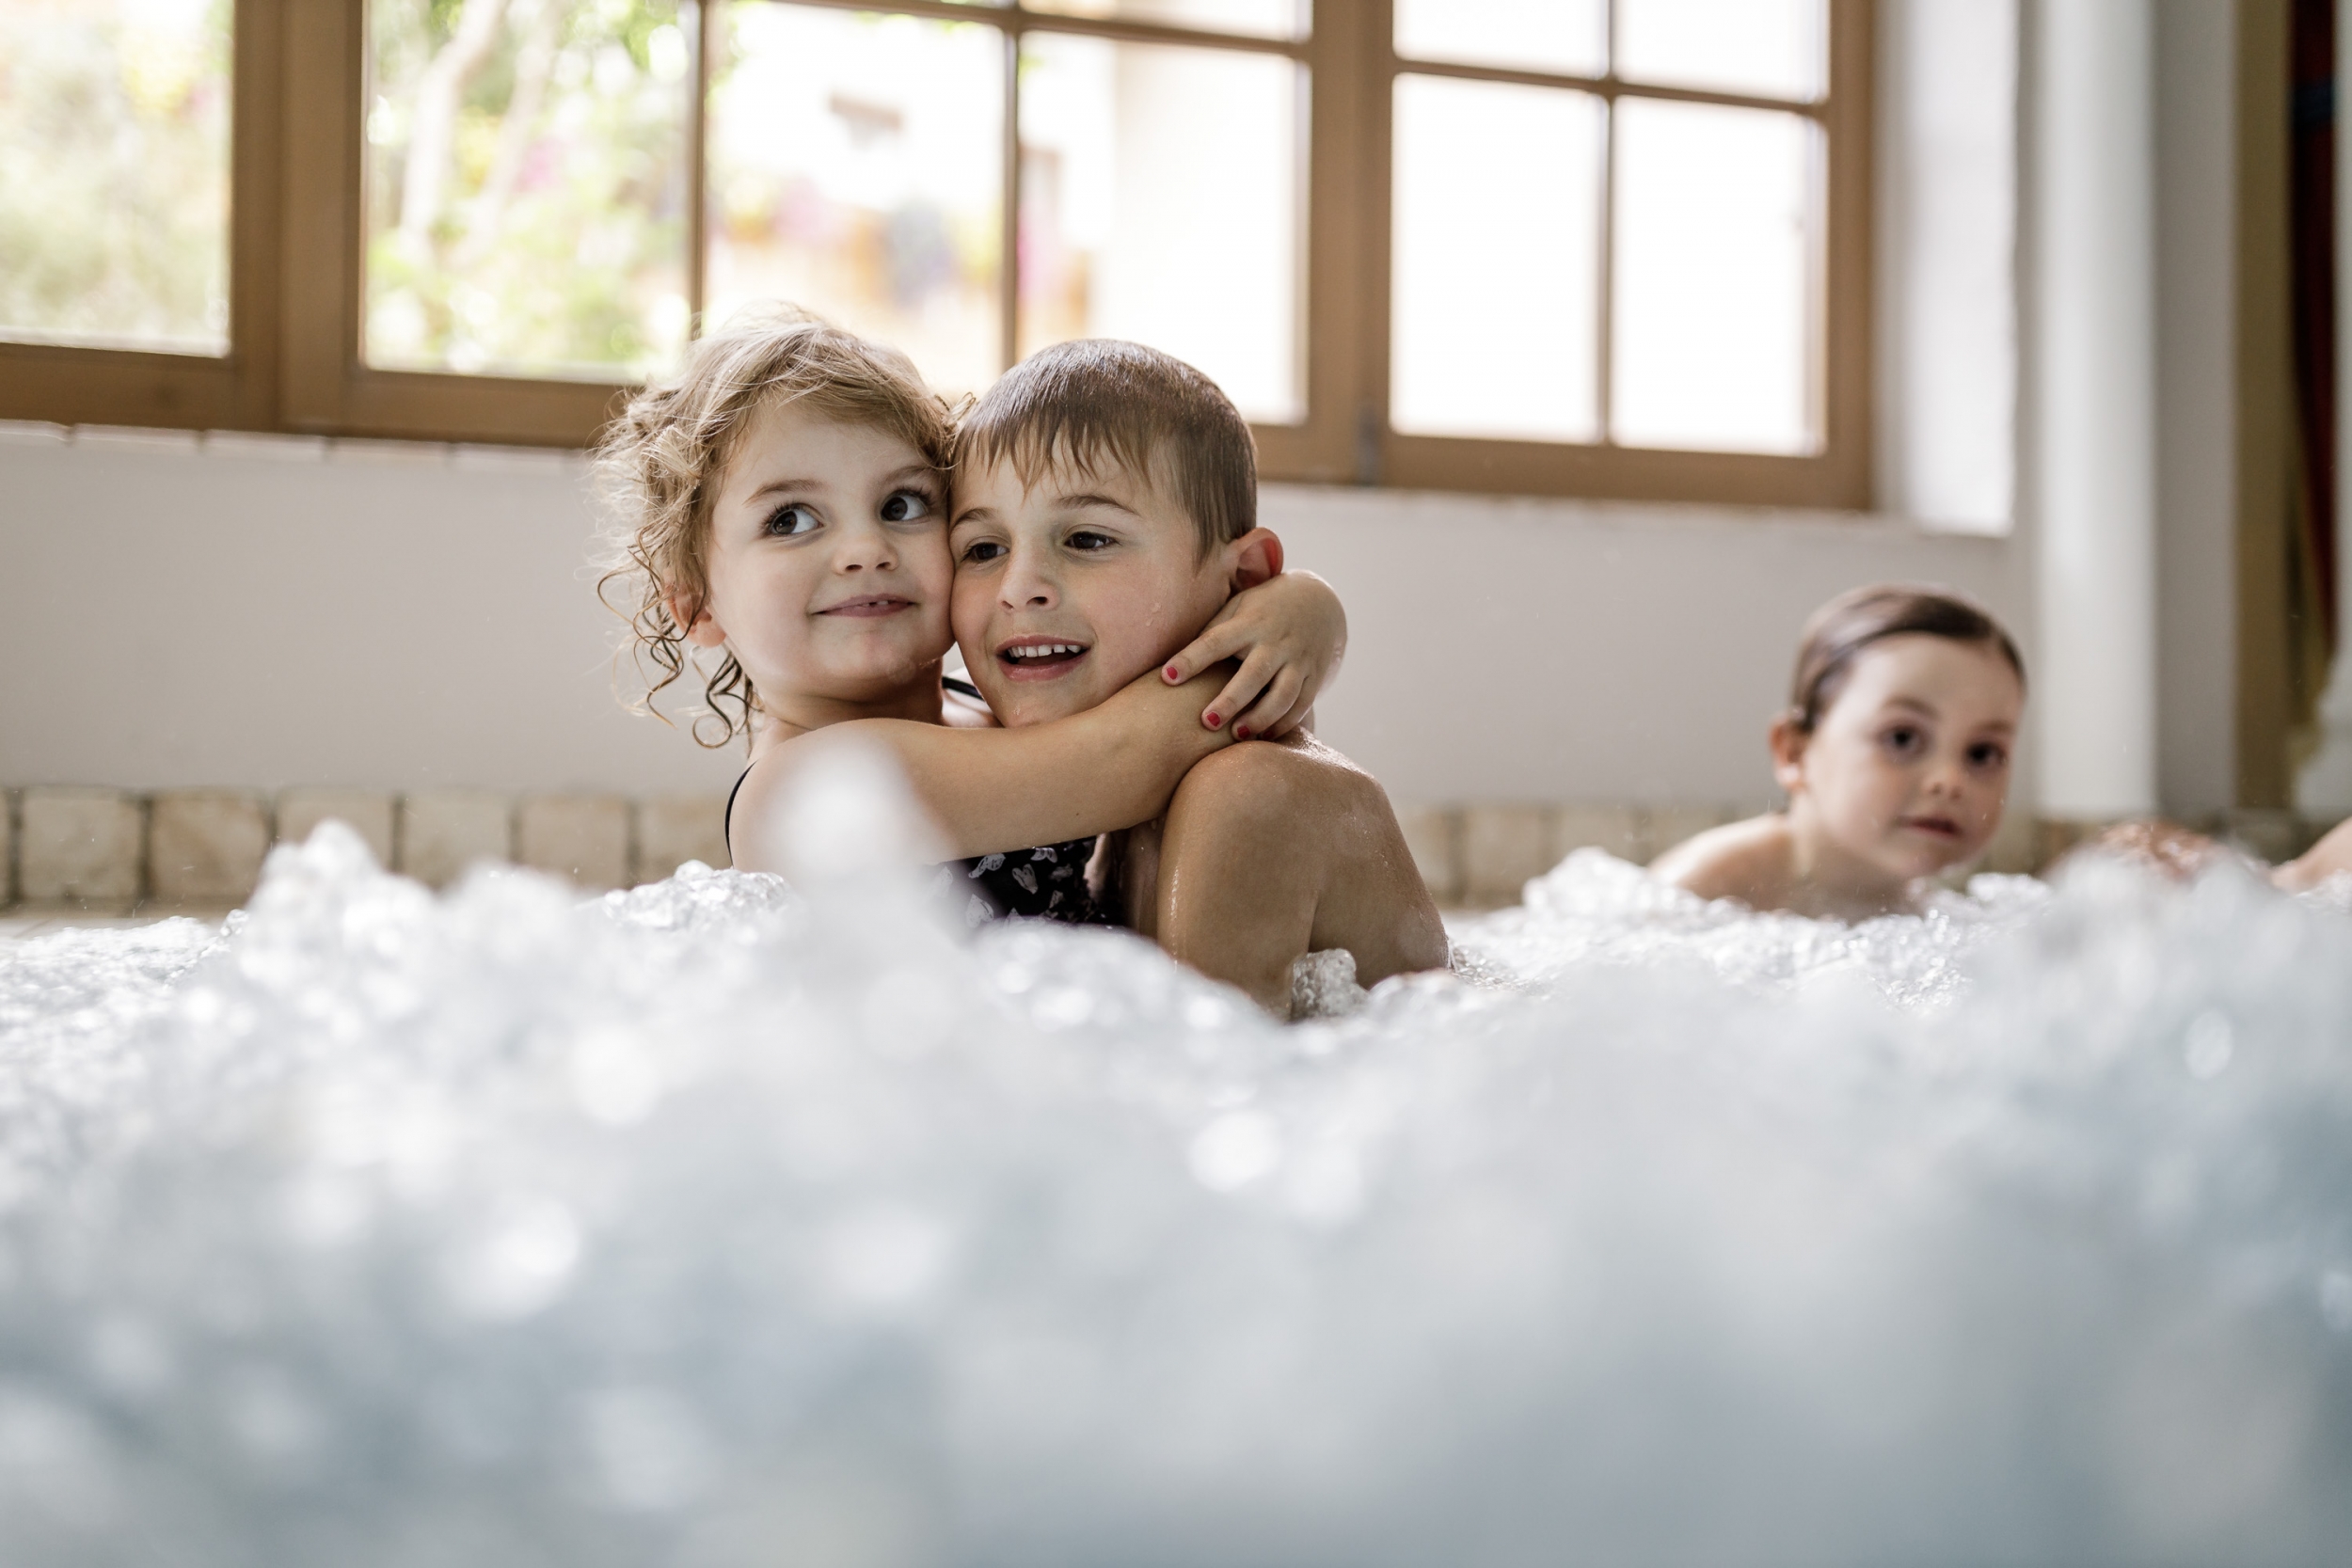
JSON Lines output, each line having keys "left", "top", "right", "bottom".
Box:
{"left": 1223, "top": 527, "right": 1285, "bottom": 592}
{"left": 666, "top": 585, "right": 727, "bottom": 648}
{"left": 1769, "top": 714, "right": 1809, "bottom": 794}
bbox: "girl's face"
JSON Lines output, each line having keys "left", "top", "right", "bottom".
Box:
{"left": 1777, "top": 634, "right": 2023, "bottom": 890}
{"left": 679, "top": 399, "right": 952, "bottom": 722}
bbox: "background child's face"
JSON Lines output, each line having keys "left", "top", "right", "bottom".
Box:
{"left": 948, "top": 452, "right": 1230, "bottom": 728}
{"left": 681, "top": 399, "right": 952, "bottom": 710}
{"left": 1777, "top": 634, "right": 2023, "bottom": 885}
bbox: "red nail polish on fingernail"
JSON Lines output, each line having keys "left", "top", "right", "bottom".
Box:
{"left": 1165, "top": 664, "right": 1181, "bottom": 681}
{"left": 1234, "top": 724, "right": 1251, "bottom": 740}
{"left": 1205, "top": 713, "right": 1222, "bottom": 729}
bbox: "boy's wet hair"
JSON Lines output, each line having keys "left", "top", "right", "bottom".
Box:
{"left": 596, "top": 305, "right": 954, "bottom": 748}
{"left": 1789, "top": 584, "right": 2026, "bottom": 734}
{"left": 953, "top": 339, "right": 1256, "bottom": 557}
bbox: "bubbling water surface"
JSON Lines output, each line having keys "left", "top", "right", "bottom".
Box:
{"left": 1, "top": 781, "right": 2349, "bottom": 1566}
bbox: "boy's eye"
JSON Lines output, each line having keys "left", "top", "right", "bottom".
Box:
{"left": 1966, "top": 740, "right": 2009, "bottom": 770}
{"left": 763, "top": 502, "right": 819, "bottom": 538}
{"left": 959, "top": 539, "right": 1006, "bottom": 564}
{"left": 880, "top": 489, "right": 934, "bottom": 525}
{"left": 1065, "top": 530, "right": 1116, "bottom": 551}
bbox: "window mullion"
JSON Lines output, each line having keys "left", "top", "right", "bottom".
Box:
{"left": 999, "top": 24, "right": 1022, "bottom": 374}
{"left": 688, "top": 0, "right": 713, "bottom": 339}
{"left": 1597, "top": 106, "right": 1616, "bottom": 447}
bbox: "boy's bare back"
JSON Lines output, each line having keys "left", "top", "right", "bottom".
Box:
{"left": 1110, "top": 731, "right": 1448, "bottom": 1016}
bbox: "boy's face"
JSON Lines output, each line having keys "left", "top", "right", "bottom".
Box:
{"left": 1778, "top": 634, "right": 2023, "bottom": 884}
{"left": 684, "top": 399, "right": 952, "bottom": 710}
{"left": 949, "top": 452, "right": 1231, "bottom": 728}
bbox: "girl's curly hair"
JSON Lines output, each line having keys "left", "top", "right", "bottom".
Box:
{"left": 596, "top": 305, "right": 955, "bottom": 748}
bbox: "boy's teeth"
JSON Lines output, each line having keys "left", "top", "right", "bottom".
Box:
{"left": 1009, "top": 643, "right": 1082, "bottom": 659}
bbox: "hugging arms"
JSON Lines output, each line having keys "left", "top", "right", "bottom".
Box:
{"left": 602, "top": 312, "right": 1443, "bottom": 1015}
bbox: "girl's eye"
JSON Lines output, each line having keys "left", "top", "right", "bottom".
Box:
{"left": 960, "top": 539, "right": 1006, "bottom": 564}
{"left": 1881, "top": 725, "right": 1925, "bottom": 758}
{"left": 763, "top": 502, "right": 819, "bottom": 538}
{"left": 880, "top": 489, "right": 934, "bottom": 524}
{"left": 1066, "top": 530, "right": 1115, "bottom": 551}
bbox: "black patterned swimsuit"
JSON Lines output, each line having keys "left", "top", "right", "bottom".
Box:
{"left": 941, "top": 677, "right": 1120, "bottom": 927}
{"left": 953, "top": 837, "right": 1119, "bottom": 927}
{"left": 721, "top": 679, "right": 1121, "bottom": 929}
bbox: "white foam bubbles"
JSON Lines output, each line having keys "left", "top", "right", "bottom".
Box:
{"left": 0, "top": 824, "right": 2348, "bottom": 1564}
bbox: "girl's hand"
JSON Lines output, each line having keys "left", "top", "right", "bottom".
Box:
{"left": 1158, "top": 570, "right": 1347, "bottom": 739}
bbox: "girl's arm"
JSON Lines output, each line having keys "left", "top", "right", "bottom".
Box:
{"left": 1157, "top": 570, "right": 1346, "bottom": 740}
{"left": 730, "top": 664, "right": 1240, "bottom": 871}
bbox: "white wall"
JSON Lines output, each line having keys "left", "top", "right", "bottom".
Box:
{"left": 2027, "top": 0, "right": 2159, "bottom": 820}
{"left": 1876, "top": 0, "right": 2018, "bottom": 532}
{"left": 0, "top": 423, "right": 2022, "bottom": 809}
{"left": 1266, "top": 488, "right": 2018, "bottom": 808}
{"left": 0, "top": 428, "right": 742, "bottom": 799}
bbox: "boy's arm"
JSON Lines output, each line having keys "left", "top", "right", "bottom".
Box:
{"left": 1158, "top": 570, "right": 1346, "bottom": 740}
{"left": 730, "top": 665, "right": 1240, "bottom": 870}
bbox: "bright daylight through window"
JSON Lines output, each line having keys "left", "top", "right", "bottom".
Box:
{"left": 361, "top": 0, "right": 1305, "bottom": 420}
{"left": 1391, "top": 0, "right": 1827, "bottom": 456}
{"left": 0, "top": 0, "right": 1864, "bottom": 503}
{"left": 0, "top": 0, "right": 233, "bottom": 356}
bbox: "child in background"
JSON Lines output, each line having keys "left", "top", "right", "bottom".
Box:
{"left": 947, "top": 340, "right": 1448, "bottom": 1014}
{"left": 1650, "top": 586, "right": 2026, "bottom": 920}
{"left": 597, "top": 308, "right": 1347, "bottom": 876}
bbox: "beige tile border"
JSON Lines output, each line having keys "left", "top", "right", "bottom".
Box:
{"left": 2, "top": 787, "right": 2342, "bottom": 916}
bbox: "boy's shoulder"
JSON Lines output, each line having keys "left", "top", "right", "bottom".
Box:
{"left": 1175, "top": 731, "right": 1384, "bottom": 819}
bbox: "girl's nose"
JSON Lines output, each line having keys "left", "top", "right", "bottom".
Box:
{"left": 833, "top": 518, "right": 898, "bottom": 574}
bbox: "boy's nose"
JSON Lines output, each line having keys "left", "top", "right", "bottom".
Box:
{"left": 999, "top": 555, "right": 1058, "bottom": 610}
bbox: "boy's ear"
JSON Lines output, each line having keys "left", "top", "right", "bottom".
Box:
{"left": 665, "top": 585, "right": 727, "bottom": 648}
{"left": 1769, "top": 714, "right": 1809, "bottom": 794}
{"left": 1223, "top": 527, "right": 1285, "bottom": 593}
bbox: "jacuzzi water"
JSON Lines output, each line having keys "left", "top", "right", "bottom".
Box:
{"left": 2, "top": 772, "right": 2350, "bottom": 1566}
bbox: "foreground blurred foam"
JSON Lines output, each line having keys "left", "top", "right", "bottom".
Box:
{"left": 0, "top": 779, "right": 2348, "bottom": 1564}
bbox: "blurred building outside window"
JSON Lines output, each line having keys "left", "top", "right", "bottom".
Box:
{"left": 0, "top": 0, "right": 233, "bottom": 355}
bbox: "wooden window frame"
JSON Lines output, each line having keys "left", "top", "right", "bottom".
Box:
{"left": 1366, "top": 0, "right": 1874, "bottom": 507}
{"left": 0, "top": 0, "right": 1869, "bottom": 512}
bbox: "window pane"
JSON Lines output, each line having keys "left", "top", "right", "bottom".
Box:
{"left": 0, "top": 0, "right": 230, "bottom": 355}
{"left": 1391, "top": 75, "right": 1601, "bottom": 442}
{"left": 364, "top": 0, "right": 691, "bottom": 380}
{"left": 1023, "top": 1, "right": 1306, "bottom": 42}
{"left": 1393, "top": 0, "right": 1603, "bottom": 78}
{"left": 1017, "top": 34, "right": 1301, "bottom": 423}
{"left": 1611, "top": 98, "right": 1816, "bottom": 454}
{"left": 707, "top": 5, "right": 1002, "bottom": 397}
{"left": 1616, "top": 0, "right": 1824, "bottom": 102}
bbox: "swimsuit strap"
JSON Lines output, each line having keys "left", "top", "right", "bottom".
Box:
{"left": 943, "top": 675, "right": 983, "bottom": 700}
{"left": 723, "top": 766, "right": 751, "bottom": 863}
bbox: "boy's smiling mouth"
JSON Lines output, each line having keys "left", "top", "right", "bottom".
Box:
{"left": 996, "top": 635, "right": 1091, "bottom": 680}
